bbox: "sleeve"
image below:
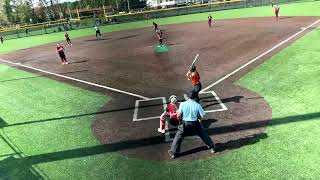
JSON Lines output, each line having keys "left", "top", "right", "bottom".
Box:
{"left": 178, "top": 103, "right": 183, "bottom": 115}
{"left": 166, "top": 105, "right": 170, "bottom": 112}
{"left": 198, "top": 104, "right": 205, "bottom": 118}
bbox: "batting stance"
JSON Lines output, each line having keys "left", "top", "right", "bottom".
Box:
{"left": 186, "top": 65, "right": 202, "bottom": 103}
{"left": 158, "top": 95, "right": 180, "bottom": 134}
{"left": 168, "top": 90, "right": 215, "bottom": 159}
{"left": 56, "top": 44, "right": 69, "bottom": 65}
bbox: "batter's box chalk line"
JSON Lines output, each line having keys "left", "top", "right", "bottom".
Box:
{"left": 132, "top": 90, "right": 228, "bottom": 122}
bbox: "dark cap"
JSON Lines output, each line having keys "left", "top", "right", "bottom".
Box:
{"left": 190, "top": 65, "right": 196, "bottom": 72}
{"left": 186, "top": 89, "right": 197, "bottom": 100}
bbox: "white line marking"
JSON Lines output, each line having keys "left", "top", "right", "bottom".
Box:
{"left": 0, "top": 58, "right": 150, "bottom": 100}
{"left": 132, "top": 97, "right": 166, "bottom": 121}
{"left": 202, "top": 91, "right": 228, "bottom": 111}
{"left": 200, "top": 19, "right": 320, "bottom": 93}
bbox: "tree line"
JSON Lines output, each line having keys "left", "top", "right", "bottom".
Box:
{"left": 0, "top": 0, "right": 147, "bottom": 25}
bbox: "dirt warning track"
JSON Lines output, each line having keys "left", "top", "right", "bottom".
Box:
{"left": 0, "top": 16, "right": 318, "bottom": 161}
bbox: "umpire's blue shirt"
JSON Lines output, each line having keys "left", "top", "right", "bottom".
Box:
{"left": 178, "top": 99, "right": 205, "bottom": 121}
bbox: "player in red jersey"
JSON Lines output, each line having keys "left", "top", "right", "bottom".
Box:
{"left": 275, "top": 6, "right": 280, "bottom": 19}
{"left": 56, "top": 44, "right": 69, "bottom": 65}
{"left": 156, "top": 29, "right": 163, "bottom": 46}
{"left": 186, "top": 65, "right": 202, "bottom": 103}
{"left": 158, "top": 95, "right": 180, "bottom": 134}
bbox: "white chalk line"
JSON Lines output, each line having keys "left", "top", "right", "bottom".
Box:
{"left": 200, "top": 18, "right": 320, "bottom": 93}
{"left": 0, "top": 58, "right": 150, "bottom": 100}
{"left": 132, "top": 97, "right": 167, "bottom": 122}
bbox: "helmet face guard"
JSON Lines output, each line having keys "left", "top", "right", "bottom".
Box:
{"left": 169, "top": 95, "right": 178, "bottom": 104}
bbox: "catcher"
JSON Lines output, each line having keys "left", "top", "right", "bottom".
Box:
{"left": 158, "top": 95, "right": 180, "bottom": 134}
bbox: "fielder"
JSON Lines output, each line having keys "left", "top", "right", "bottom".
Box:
{"left": 156, "top": 29, "right": 164, "bottom": 46}
{"left": 186, "top": 65, "right": 202, "bottom": 103}
{"left": 158, "top": 95, "right": 180, "bottom": 134}
{"left": 65, "top": 32, "right": 72, "bottom": 46}
{"left": 208, "top": 15, "right": 213, "bottom": 28}
{"left": 95, "top": 25, "right": 102, "bottom": 38}
{"left": 56, "top": 44, "right": 69, "bottom": 65}
{"left": 275, "top": 5, "right": 280, "bottom": 19}
{"left": 153, "top": 22, "right": 158, "bottom": 31}
{"left": 0, "top": 36, "right": 3, "bottom": 44}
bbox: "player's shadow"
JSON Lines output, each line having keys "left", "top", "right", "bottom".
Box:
{"left": 115, "top": 34, "right": 140, "bottom": 40}
{"left": 84, "top": 38, "right": 111, "bottom": 42}
{"left": 168, "top": 118, "right": 217, "bottom": 132}
{"left": 178, "top": 133, "right": 268, "bottom": 157}
{"left": 200, "top": 95, "right": 244, "bottom": 109}
{"left": 69, "top": 60, "right": 88, "bottom": 64}
{"left": 279, "top": 16, "right": 295, "bottom": 20}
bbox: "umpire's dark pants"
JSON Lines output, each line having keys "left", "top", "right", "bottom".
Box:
{"left": 194, "top": 83, "right": 202, "bottom": 103}
{"left": 170, "top": 120, "right": 214, "bottom": 154}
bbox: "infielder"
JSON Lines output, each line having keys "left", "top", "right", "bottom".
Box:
{"left": 65, "top": 32, "right": 72, "bottom": 46}
{"left": 275, "top": 6, "right": 280, "bottom": 19}
{"left": 208, "top": 15, "right": 213, "bottom": 28}
{"left": 56, "top": 44, "right": 69, "bottom": 65}
{"left": 95, "top": 25, "right": 102, "bottom": 38}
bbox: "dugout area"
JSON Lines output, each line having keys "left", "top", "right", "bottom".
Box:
{"left": 0, "top": 16, "right": 318, "bottom": 161}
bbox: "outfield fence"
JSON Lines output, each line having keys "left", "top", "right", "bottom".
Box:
{"left": 0, "top": 0, "right": 315, "bottom": 40}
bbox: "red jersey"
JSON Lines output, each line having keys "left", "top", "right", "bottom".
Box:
{"left": 190, "top": 71, "right": 200, "bottom": 85}
{"left": 275, "top": 7, "right": 279, "bottom": 14}
{"left": 166, "top": 103, "right": 180, "bottom": 119}
{"left": 56, "top": 46, "right": 64, "bottom": 53}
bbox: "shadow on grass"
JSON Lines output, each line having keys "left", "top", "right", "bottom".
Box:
{"left": 179, "top": 133, "right": 268, "bottom": 157}
{"left": 0, "top": 111, "right": 320, "bottom": 178}
{"left": 1, "top": 111, "right": 320, "bottom": 165}
{"left": 0, "top": 70, "right": 88, "bottom": 83}
{"left": 0, "top": 95, "right": 243, "bottom": 128}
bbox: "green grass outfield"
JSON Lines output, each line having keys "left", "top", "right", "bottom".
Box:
{"left": 0, "top": 1, "right": 320, "bottom": 179}
{"left": 0, "top": 1, "right": 320, "bottom": 54}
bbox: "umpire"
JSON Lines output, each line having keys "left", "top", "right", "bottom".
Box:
{"left": 168, "top": 90, "right": 215, "bottom": 159}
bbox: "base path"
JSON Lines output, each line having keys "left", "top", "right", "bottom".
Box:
{"left": 0, "top": 16, "right": 318, "bottom": 161}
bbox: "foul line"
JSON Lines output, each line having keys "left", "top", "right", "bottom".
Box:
{"left": 201, "top": 18, "right": 320, "bottom": 93}
{"left": 0, "top": 58, "right": 150, "bottom": 100}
